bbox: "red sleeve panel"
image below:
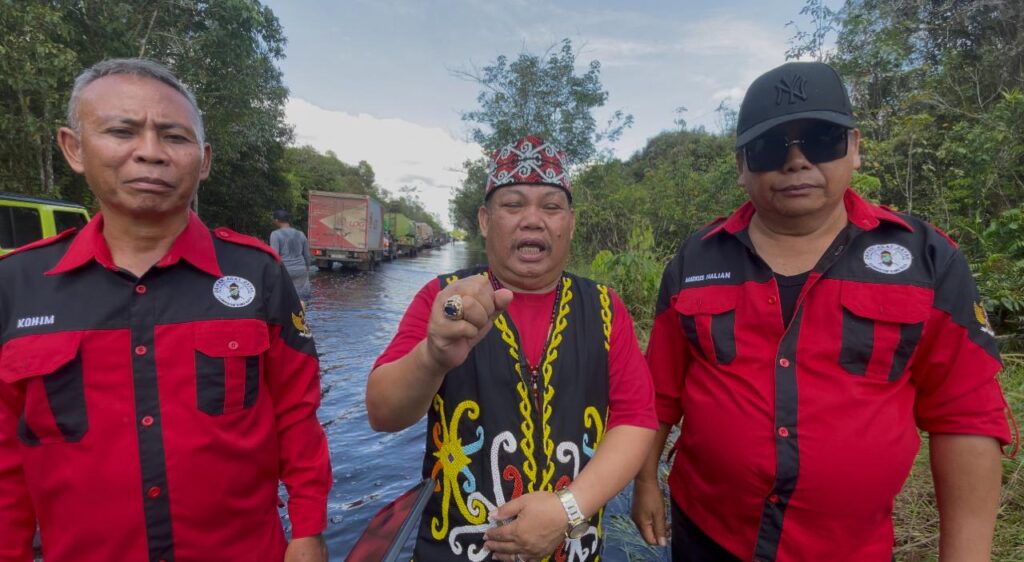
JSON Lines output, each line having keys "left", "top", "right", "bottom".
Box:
{"left": 646, "top": 253, "right": 690, "bottom": 426}
{"left": 606, "top": 289, "right": 657, "bottom": 430}
{"left": 912, "top": 251, "right": 1012, "bottom": 445}
{"left": 264, "top": 264, "right": 332, "bottom": 538}
{"left": 0, "top": 366, "right": 34, "bottom": 562}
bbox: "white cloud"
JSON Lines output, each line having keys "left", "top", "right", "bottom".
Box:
{"left": 285, "top": 98, "right": 483, "bottom": 229}
{"left": 711, "top": 86, "right": 747, "bottom": 104}
{"left": 677, "top": 18, "right": 787, "bottom": 62}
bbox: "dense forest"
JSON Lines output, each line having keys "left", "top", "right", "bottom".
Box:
{"left": 0, "top": 0, "right": 442, "bottom": 237}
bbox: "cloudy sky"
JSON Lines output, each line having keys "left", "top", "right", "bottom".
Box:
{"left": 264, "top": 0, "right": 839, "bottom": 227}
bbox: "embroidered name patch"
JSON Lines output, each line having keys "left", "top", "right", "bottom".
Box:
{"left": 213, "top": 276, "right": 256, "bottom": 308}
{"left": 685, "top": 271, "right": 732, "bottom": 284}
{"left": 16, "top": 315, "right": 55, "bottom": 328}
{"left": 863, "top": 244, "right": 912, "bottom": 274}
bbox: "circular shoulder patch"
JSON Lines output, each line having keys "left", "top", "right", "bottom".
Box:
{"left": 213, "top": 276, "right": 256, "bottom": 308}
{"left": 863, "top": 244, "right": 912, "bottom": 274}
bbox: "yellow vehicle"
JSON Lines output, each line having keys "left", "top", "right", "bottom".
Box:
{"left": 0, "top": 192, "right": 90, "bottom": 256}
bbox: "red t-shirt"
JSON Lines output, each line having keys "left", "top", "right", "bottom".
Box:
{"left": 374, "top": 278, "right": 657, "bottom": 430}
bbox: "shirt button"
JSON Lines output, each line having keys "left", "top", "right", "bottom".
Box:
{"left": 141, "top": 416, "right": 155, "bottom": 427}
{"left": 768, "top": 494, "right": 780, "bottom": 504}
{"left": 228, "top": 341, "right": 239, "bottom": 350}
{"left": 778, "top": 427, "right": 790, "bottom": 438}
{"left": 779, "top": 358, "right": 790, "bottom": 368}
{"left": 135, "top": 285, "right": 147, "bottom": 295}
{"left": 135, "top": 345, "right": 147, "bottom": 356}
{"left": 767, "top": 296, "right": 777, "bottom": 304}
{"left": 147, "top": 486, "right": 161, "bottom": 499}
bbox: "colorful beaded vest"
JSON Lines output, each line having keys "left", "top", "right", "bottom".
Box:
{"left": 414, "top": 266, "right": 613, "bottom": 562}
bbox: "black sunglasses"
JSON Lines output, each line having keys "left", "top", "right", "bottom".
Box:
{"left": 743, "top": 123, "right": 850, "bottom": 173}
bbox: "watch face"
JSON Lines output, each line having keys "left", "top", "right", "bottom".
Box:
{"left": 567, "top": 521, "right": 589, "bottom": 539}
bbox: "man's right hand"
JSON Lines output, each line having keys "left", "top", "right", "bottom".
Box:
{"left": 423, "top": 275, "right": 514, "bottom": 373}
{"left": 631, "top": 479, "right": 668, "bottom": 547}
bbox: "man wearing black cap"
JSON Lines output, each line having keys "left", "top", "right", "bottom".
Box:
{"left": 270, "top": 209, "right": 312, "bottom": 302}
{"left": 366, "top": 136, "right": 657, "bottom": 562}
{"left": 633, "top": 62, "right": 1012, "bottom": 561}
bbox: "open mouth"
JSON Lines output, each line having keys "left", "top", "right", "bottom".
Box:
{"left": 515, "top": 239, "right": 549, "bottom": 259}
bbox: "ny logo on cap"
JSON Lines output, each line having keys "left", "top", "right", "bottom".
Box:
{"left": 775, "top": 75, "right": 808, "bottom": 105}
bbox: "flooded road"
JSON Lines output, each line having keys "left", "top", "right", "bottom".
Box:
{"left": 299, "top": 242, "right": 668, "bottom": 561}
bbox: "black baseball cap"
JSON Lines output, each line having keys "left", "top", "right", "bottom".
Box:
{"left": 735, "top": 61, "right": 855, "bottom": 149}
{"left": 272, "top": 209, "right": 289, "bottom": 222}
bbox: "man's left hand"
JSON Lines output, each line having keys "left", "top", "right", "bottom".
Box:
{"left": 284, "top": 534, "right": 327, "bottom": 562}
{"left": 484, "top": 491, "right": 568, "bottom": 561}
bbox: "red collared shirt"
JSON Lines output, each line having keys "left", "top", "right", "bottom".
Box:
{"left": 373, "top": 279, "right": 658, "bottom": 431}
{"left": 0, "top": 212, "right": 331, "bottom": 562}
{"left": 647, "top": 190, "right": 1011, "bottom": 562}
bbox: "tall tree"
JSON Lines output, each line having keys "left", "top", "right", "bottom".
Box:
{"left": 454, "top": 38, "right": 632, "bottom": 165}
{"left": 0, "top": 0, "right": 294, "bottom": 236}
{"left": 450, "top": 39, "right": 632, "bottom": 239}
{"left": 0, "top": 2, "right": 77, "bottom": 195}
{"left": 447, "top": 158, "right": 488, "bottom": 240}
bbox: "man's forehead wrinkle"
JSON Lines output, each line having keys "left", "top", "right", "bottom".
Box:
{"left": 91, "top": 111, "right": 196, "bottom": 133}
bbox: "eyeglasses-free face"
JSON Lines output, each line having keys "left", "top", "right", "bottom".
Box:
{"left": 743, "top": 123, "right": 850, "bottom": 173}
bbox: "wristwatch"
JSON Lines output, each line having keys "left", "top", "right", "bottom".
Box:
{"left": 555, "top": 488, "right": 589, "bottom": 539}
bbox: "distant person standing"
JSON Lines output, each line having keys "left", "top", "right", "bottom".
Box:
{"left": 271, "top": 209, "right": 312, "bottom": 302}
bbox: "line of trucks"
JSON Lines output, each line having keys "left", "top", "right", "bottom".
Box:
{"left": 306, "top": 190, "right": 443, "bottom": 271}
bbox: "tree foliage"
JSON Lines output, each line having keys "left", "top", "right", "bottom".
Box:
{"left": 455, "top": 38, "right": 632, "bottom": 165}
{"left": 450, "top": 38, "right": 632, "bottom": 239}
{"left": 0, "top": 1, "right": 76, "bottom": 195}
{"left": 0, "top": 0, "right": 293, "bottom": 236}
{"left": 448, "top": 158, "right": 488, "bottom": 240}
{"left": 817, "top": 0, "right": 1024, "bottom": 347}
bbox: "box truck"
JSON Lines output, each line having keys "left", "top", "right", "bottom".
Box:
{"left": 307, "top": 191, "right": 384, "bottom": 270}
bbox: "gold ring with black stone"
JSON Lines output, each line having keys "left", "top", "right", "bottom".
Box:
{"left": 443, "top": 294, "right": 464, "bottom": 321}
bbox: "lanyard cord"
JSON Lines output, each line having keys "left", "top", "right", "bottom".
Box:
{"left": 488, "top": 270, "right": 564, "bottom": 377}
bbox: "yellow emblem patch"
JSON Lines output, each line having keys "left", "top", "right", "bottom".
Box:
{"left": 292, "top": 309, "right": 313, "bottom": 338}
{"left": 974, "top": 301, "right": 995, "bottom": 336}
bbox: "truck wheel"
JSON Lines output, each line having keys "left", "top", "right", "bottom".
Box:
{"left": 315, "top": 259, "right": 331, "bottom": 271}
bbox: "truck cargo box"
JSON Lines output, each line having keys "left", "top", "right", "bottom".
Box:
{"left": 308, "top": 191, "right": 384, "bottom": 269}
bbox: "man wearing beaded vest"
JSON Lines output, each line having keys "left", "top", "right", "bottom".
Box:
{"left": 367, "top": 135, "right": 658, "bottom": 562}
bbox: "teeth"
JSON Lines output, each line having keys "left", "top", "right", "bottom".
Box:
{"left": 519, "top": 246, "right": 543, "bottom": 255}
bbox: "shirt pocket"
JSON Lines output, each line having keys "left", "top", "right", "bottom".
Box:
{"left": 193, "top": 319, "right": 270, "bottom": 416}
{"left": 673, "top": 285, "right": 740, "bottom": 365}
{"left": 838, "top": 281, "right": 932, "bottom": 382}
{"left": 0, "top": 331, "right": 88, "bottom": 446}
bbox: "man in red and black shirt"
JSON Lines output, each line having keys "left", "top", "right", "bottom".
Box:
{"left": 632, "top": 62, "right": 1013, "bottom": 562}
{"left": 0, "top": 59, "right": 331, "bottom": 562}
{"left": 366, "top": 136, "right": 657, "bottom": 562}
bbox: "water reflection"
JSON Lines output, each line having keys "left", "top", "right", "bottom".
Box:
{"left": 307, "top": 242, "right": 484, "bottom": 559}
